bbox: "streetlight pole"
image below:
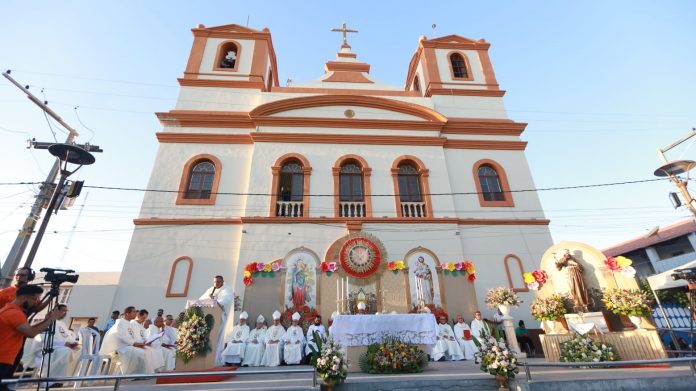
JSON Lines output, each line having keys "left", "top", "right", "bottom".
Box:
{"left": 654, "top": 129, "right": 696, "bottom": 218}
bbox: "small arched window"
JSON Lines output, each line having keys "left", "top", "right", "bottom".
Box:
{"left": 397, "top": 164, "right": 422, "bottom": 202}
{"left": 413, "top": 75, "right": 421, "bottom": 92}
{"left": 339, "top": 164, "right": 364, "bottom": 202}
{"left": 450, "top": 53, "right": 468, "bottom": 79}
{"left": 478, "top": 165, "right": 504, "bottom": 201}
{"left": 166, "top": 256, "right": 193, "bottom": 297}
{"left": 185, "top": 161, "right": 215, "bottom": 199}
{"left": 279, "top": 162, "right": 304, "bottom": 202}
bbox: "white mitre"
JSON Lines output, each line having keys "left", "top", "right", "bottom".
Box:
{"left": 357, "top": 302, "right": 366, "bottom": 310}
{"left": 291, "top": 312, "right": 301, "bottom": 321}
{"left": 256, "top": 314, "right": 265, "bottom": 323}
{"left": 272, "top": 310, "right": 281, "bottom": 320}
{"left": 239, "top": 311, "right": 248, "bottom": 320}
{"left": 330, "top": 311, "right": 338, "bottom": 320}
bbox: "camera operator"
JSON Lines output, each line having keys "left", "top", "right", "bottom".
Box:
{"left": 0, "top": 285, "right": 60, "bottom": 391}
{"left": 0, "top": 267, "right": 51, "bottom": 313}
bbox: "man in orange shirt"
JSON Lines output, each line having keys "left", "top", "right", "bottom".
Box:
{"left": 0, "top": 267, "right": 33, "bottom": 309}
{"left": 0, "top": 285, "right": 59, "bottom": 391}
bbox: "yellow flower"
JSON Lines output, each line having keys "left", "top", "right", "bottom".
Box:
{"left": 445, "top": 262, "right": 454, "bottom": 272}
{"left": 523, "top": 273, "right": 535, "bottom": 283}
{"left": 616, "top": 256, "right": 632, "bottom": 268}
{"left": 263, "top": 263, "right": 272, "bottom": 272}
{"left": 244, "top": 270, "right": 251, "bottom": 278}
{"left": 396, "top": 260, "right": 405, "bottom": 270}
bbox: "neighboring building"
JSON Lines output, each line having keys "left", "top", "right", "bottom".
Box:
{"left": 110, "top": 23, "right": 553, "bottom": 330}
{"left": 603, "top": 218, "right": 696, "bottom": 277}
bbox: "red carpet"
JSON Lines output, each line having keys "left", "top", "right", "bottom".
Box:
{"left": 155, "top": 366, "right": 238, "bottom": 384}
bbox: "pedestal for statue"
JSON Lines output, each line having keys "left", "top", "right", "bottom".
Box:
{"left": 176, "top": 301, "right": 223, "bottom": 371}
{"left": 502, "top": 315, "right": 526, "bottom": 359}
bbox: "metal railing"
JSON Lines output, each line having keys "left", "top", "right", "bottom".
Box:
{"left": 1, "top": 367, "right": 317, "bottom": 390}
{"left": 520, "top": 356, "right": 696, "bottom": 382}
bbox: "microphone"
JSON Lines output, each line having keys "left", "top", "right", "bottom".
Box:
{"left": 210, "top": 286, "right": 217, "bottom": 298}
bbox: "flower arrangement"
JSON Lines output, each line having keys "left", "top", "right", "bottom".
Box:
{"left": 604, "top": 256, "right": 636, "bottom": 278}
{"left": 243, "top": 261, "right": 281, "bottom": 286}
{"left": 312, "top": 337, "right": 348, "bottom": 385}
{"left": 408, "top": 304, "right": 448, "bottom": 320}
{"left": 523, "top": 269, "right": 548, "bottom": 290}
{"left": 359, "top": 338, "right": 428, "bottom": 374}
{"left": 387, "top": 260, "right": 406, "bottom": 274}
{"left": 559, "top": 332, "right": 619, "bottom": 363}
{"left": 319, "top": 261, "right": 339, "bottom": 276}
{"left": 474, "top": 331, "right": 519, "bottom": 379}
{"left": 485, "top": 286, "right": 521, "bottom": 308}
{"left": 280, "top": 305, "right": 319, "bottom": 332}
{"left": 175, "top": 306, "right": 214, "bottom": 363}
{"left": 440, "top": 260, "right": 476, "bottom": 283}
{"left": 601, "top": 288, "right": 653, "bottom": 317}
{"left": 530, "top": 294, "right": 567, "bottom": 321}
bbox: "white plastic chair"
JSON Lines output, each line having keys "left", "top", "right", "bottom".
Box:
{"left": 73, "top": 328, "right": 111, "bottom": 387}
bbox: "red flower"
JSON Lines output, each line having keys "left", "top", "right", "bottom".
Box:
{"left": 604, "top": 257, "right": 620, "bottom": 271}
{"left": 467, "top": 274, "right": 476, "bottom": 283}
{"left": 243, "top": 276, "right": 253, "bottom": 286}
{"left": 532, "top": 270, "right": 548, "bottom": 284}
{"left": 245, "top": 262, "right": 258, "bottom": 273}
{"left": 320, "top": 262, "right": 329, "bottom": 272}
{"left": 387, "top": 261, "right": 396, "bottom": 271}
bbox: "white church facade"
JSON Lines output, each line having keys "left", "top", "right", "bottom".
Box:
{"left": 110, "top": 23, "right": 553, "bottom": 330}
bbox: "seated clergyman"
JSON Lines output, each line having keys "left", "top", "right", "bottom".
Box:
{"left": 431, "top": 315, "right": 464, "bottom": 361}
{"left": 283, "top": 312, "right": 305, "bottom": 365}
{"left": 241, "top": 315, "right": 266, "bottom": 367}
{"left": 222, "top": 311, "right": 250, "bottom": 365}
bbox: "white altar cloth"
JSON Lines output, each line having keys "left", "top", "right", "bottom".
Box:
{"left": 331, "top": 314, "right": 438, "bottom": 347}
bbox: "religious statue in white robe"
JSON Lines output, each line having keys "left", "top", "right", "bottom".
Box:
{"left": 222, "top": 311, "right": 250, "bottom": 365}
{"left": 148, "top": 324, "right": 175, "bottom": 371}
{"left": 431, "top": 320, "right": 464, "bottom": 361}
{"left": 453, "top": 318, "right": 478, "bottom": 360}
{"left": 242, "top": 315, "right": 267, "bottom": 367}
{"left": 262, "top": 312, "right": 285, "bottom": 367}
{"left": 305, "top": 320, "right": 326, "bottom": 355}
{"left": 40, "top": 319, "right": 81, "bottom": 378}
{"left": 414, "top": 256, "right": 434, "bottom": 305}
{"left": 199, "top": 277, "right": 234, "bottom": 365}
{"left": 131, "top": 319, "right": 165, "bottom": 371}
{"left": 282, "top": 313, "right": 305, "bottom": 365}
{"left": 99, "top": 319, "right": 152, "bottom": 374}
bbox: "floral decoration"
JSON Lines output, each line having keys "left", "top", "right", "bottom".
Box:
{"left": 485, "top": 286, "right": 521, "bottom": 308}
{"left": 387, "top": 260, "right": 406, "bottom": 274}
{"left": 559, "top": 332, "right": 619, "bottom": 363}
{"left": 408, "top": 304, "right": 448, "bottom": 321}
{"left": 601, "top": 288, "right": 653, "bottom": 317}
{"left": 523, "top": 269, "right": 548, "bottom": 290}
{"left": 440, "top": 260, "right": 476, "bottom": 283}
{"left": 319, "top": 261, "right": 339, "bottom": 276}
{"left": 359, "top": 338, "right": 428, "bottom": 374}
{"left": 313, "top": 337, "right": 348, "bottom": 385}
{"left": 530, "top": 294, "right": 567, "bottom": 321}
{"left": 604, "top": 256, "right": 636, "bottom": 278}
{"left": 280, "top": 305, "right": 319, "bottom": 332}
{"left": 474, "top": 330, "right": 519, "bottom": 379}
{"left": 243, "top": 260, "right": 282, "bottom": 286}
{"left": 176, "top": 306, "right": 214, "bottom": 363}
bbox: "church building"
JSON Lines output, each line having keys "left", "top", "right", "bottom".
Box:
{"left": 110, "top": 23, "right": 553, "bottom": 330}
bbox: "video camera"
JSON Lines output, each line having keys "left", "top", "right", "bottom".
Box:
{"left": 40, "top": 267, "right": 79, "bottom": 285}
{"left": 671, "top": 267, "right": 696, "bottom": 282}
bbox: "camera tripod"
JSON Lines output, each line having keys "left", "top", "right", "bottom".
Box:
{"left": 34, "top": 283, "right": 63, "bottom": 391}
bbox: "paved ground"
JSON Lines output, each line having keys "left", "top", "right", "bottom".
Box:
{"left": 11, "top": 359, "right": 695, "bottom": 390}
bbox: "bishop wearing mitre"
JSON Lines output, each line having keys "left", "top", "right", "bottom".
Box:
{"left": 242, "top": 315, "right": 266, "bottom": 367}
{"left": 99, "top": 306, "right": 153, "bottom": 374}
{"left": 283, "top": 312, "right": 306, "bottom": 365}
{"left": 431, "top": 315, "right": 464, "bottom": 361}
{"left": 453, "top": 315, "right": 478, "bottom": 360}
{"left": 148, "top": 316, "right": 176, "bottom": 371}
{"left": 222, "top": 311, "right": 250, "bottom": 365}
{"left": 40, "top": 304, "right": 80, "bottom": 384}
{"left": 262, "top": 311, "right": 285, "bottom": 367}
{"left": 199, "top": 275, "right": 234, "bottom": 366}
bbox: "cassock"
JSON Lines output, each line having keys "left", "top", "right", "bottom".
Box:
{"left": 282, "top": 325, "right": 305, "bottom": 364}
{"left": 222, "top": 322, "right": 250, "bottom": 364}
{"left": 470, "top": 319, "right": 491, "bottom": 344}
{"left": 148, "top": 325, "right": 176, "bottom": 371}
{"left": 305, "top": 324, "right": 326, "bottom": 355}
{"left": 241, "top": 327, "right": 266, "bottom": 367}
{"left": 131, "top": 319, "right": 165, "bottom": 371}
{"left": 40, "top": 320, "right": 81, "bottom": 378}
{"left": 431, "top": 323, "right": 464, "bottom": 361}
{"left": 199, "top": 283, "right": 234, "bottom": 365}
{"left": 99, "top": 319, "right": 152, "bottom": 374}
{"left": 453, "top": 321, "right": 478, "bottom": 360}
{"left": 262, "top": 324, "right": 285, "bottom": 367}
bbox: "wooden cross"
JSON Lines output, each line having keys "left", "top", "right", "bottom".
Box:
{"left": 331, "top": 22, "right": 358, "bottom": 46}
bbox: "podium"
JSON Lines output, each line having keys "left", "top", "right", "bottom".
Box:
{"left": 176, "top": 300, "right": 223, "bottom": 371}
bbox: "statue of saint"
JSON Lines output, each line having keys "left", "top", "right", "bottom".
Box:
{"left": 555, "top": 249, "right": 590, "bottom": 310}
{"left": 220, "top": 50, "right": 237, "bottom": 68}
{"left": 414, "top": 256, "right": 434, "bottom": 305}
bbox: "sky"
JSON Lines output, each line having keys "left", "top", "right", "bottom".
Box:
{"left": 1, "top": 1, "right": 695, "bottom": 274}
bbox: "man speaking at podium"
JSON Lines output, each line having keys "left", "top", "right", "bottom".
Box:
{"left": 199, "top": 275, "right": 234, "bottom": 365}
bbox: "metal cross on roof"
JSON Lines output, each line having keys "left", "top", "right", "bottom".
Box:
{"left": 331, "top": 22, "right": 358, "bottom": 46}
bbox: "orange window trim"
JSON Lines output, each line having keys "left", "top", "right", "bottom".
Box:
{"left": 504, "top": 254, "right": 529, "bottom": 293}
{"left": 176, "top": 154, "right": 223, "bottom": 206}
{"left": 269, "top": 153, "right": 312, "bottom": 217}
{"left": 472, "top": 159, "right": 514, "bottom": 207}
{"left": 446, "top": 51, "right": 475, "bottom": 82}
{"left": 132, "top": 216, "right": 550, "bottom": 226}
{"left": 212, "top": 40, "right": 242, "bottom": 72}
{"left": 332, "top": 154, "right": 372, "bottom": 217}
{"left": 390, "top": 155, "right": 433, "bottom": 217}
{"left": 166, "top": 256, "right": 194, "bottom": 298}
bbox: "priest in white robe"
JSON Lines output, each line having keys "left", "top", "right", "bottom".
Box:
{"left": 241, "top": 315, "right": 266, "bottom": 367}
{"left": 222, "top": 311, "right": 250, "bottom": 365}
{"left": 305, "top": 315, "right": 326, "bottom": 356}
{"left": 261, "top": 311, "right": 285, "bottom": 367}
{"left": 199, "top": 275, "right": 234, "bottom": 365}
{"left": 453, "top": 315, "right": 478, "bottom": 360}
{"left": 131, "top": 309, "right": 165, "bottom": 372}
{"left": 40, "top": 305, "right": 81, "bottom": 384}
{"left": 470, "top": 311, "right": 492, "bottom": 344}
{"left": 148, "top": 317, "right": 176, "bottom": 371}
{"left": 431, "top": 316, "right": 464, "bottom": 361}
{"left": 283, "top": 312, "right": 305, "bottom": 365}
{"left": 99, "top": 306, "right": 153, "bottom": 374}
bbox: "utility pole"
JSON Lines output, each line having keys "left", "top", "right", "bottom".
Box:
{"left": 0, "top": 70, "right": 101, "bottom": 287}
{"left": 654, "top": 128, "right": 696, "bottom": 218}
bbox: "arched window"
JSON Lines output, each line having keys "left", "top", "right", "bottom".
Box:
{"left": 478, "top": 165, "right": 504, "bottom": 201}
{"left": 166, "top": 256, "right": 193, "bottom": 297}
{"left": 279, "top": 162, "right": 304, "bottom": 202}
{"left": 270, "top": 154, "right": 311, "bottom": 217}
{"left": 450, "top": 53, "right": 469, "bottom": 79}
{"left": 504, "top": 255, "right": 529, "bottom": 292}
{"left": 185, "top": 161, "right": 215, "bottom": 199}
{"left": 214, "top": 41, "right": 241, "bottom": 72}
{"left": 339, "top": 164, "right": 364, "bottom": 202}
{"left": 333, "top": 155, "right": 372, "bottom": 218}
{"left": 413, "top": 75, "right": 421, "bottom": 92}
{"left": 397, "top": 164, "right": 422, "bottom": 202}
